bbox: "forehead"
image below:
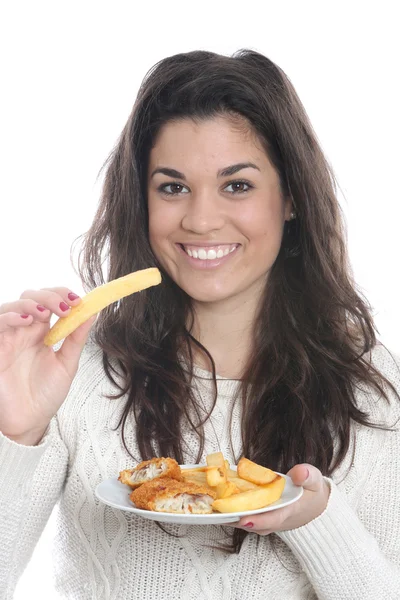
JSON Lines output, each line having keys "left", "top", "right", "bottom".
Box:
{"left": 148, "top": 115, "right": 270, "bottom": 172}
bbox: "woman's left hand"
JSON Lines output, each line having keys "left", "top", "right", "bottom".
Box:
{"left": 235, "top": 464, "right": 330, "bottom": 535}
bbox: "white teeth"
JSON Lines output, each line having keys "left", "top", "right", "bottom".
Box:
{"left": 183, "top": 244, "right": 237, "bottom": 260}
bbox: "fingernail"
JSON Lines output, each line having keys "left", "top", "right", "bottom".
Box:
{"left": 304, "top": 468, "right": 310, "bottom": 479}
{"left": 243, "top": 522, "right": 254, "bottom": 528}
{"left": 21, "top": 314, "right": 30, "bottom": 319}
{"left": 37, "top": 305, "right": 47, "bottom": 312}
{"left": 59, "top": 302, "right": 70, "bottom": 311}
{"left": 68, "top": 293, "right": 79, "bottom": 301}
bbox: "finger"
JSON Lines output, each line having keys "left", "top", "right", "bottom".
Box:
{"left": 0, "top": 311, "right": 34, "bottom": 333}
{"left": 287, "top": 463, "right": 323, "bottom": 492}
{"left": 56, "top": 315, "right": 97, "bottom": 375}
{"left": 237, "top": 506, "right": 288, "bottom": 531}
{"left": 232, "top": 522, "right": 273, "bottom": 536}
{"left": 0, "top": 299, "right": 51, "bottom": 321}
{"left": 18, "top": 289, "right": 81, "bottom": 318}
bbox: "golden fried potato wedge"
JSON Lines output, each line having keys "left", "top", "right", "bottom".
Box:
{"left": 206, "top": 466, "right": 227, "bottom": 487}
{"left": 206, "top": 452, "right": 225, "bottom": 468}
{"left": 182, "top": 471, "right": 208, "bottom": 485}
{"left": 206, "top": 452, "right": 227, "bottom": 486}
{"left": 215, "top": 480, "right": 239, "bottom": 499}
{"left": 212, "top": 475, "right": 286, "bottom": 513}
{"left": 227, "top": 476, "right": 260, "bottom": 492}
{"left": 182, "top": 466, "right": 209, "bottom": 474}
{"left": 227, "top": 467, "right": 239, "bottom": 479}
{"left": 181, "top": 472, "right": 216, "bottom": 494}
{"left": 237, "top": 457, "right": 277, "bottom": 485}
{"left": 44, "top": 268, "right": 161, "bottom": 346}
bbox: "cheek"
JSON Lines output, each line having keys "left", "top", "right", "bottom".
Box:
{"left": 238, "top": 202, "right": 285, "bottom": 244}
{"left": 148, "top": 202, "right": 170, "bottom": 245}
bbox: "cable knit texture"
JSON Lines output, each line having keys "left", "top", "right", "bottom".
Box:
{"left": 1, "top": 341, "right": 400, "bottom": 599}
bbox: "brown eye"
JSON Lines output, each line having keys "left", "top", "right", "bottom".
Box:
{"left": 158, "top": 183, "right": 189, "bottom": 196}
{"left": 225, "top": 181, "right": 253, "bottom": 194}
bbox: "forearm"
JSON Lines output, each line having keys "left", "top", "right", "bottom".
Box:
{"left": 0, "top": 418, "right": 68, "bottom": 598}
{"left": 277, "top": 480, "right": 400, "bottom": 600}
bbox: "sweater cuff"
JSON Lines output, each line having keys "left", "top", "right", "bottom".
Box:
{"left": 276, "top": 478, "right": 379, "bottom": 580}
{"left": 0, "top": 420, "right": 55, "bottom": 488}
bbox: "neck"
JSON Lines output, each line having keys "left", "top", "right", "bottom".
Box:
{"left": 189, "top": 292, "right": 261, "bottom": 379}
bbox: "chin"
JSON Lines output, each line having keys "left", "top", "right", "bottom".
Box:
{"left": 179, "top": 284, "right": 237, "bottom": 305}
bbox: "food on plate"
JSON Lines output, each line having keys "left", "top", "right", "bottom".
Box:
{"left": 237, "top": 457, "right": 277, "bottom": 485}
{"left": 206, "top": 451, "right": 227, "bottom": 488}
{"left": 119, "top": 457, "right": 182, "bottom": 489}
{"left": 119, "top": 452, "right": 286, "bottom": 514}
{"left": 181, "top": 470, "right": 216, "bottom": 493}
{"left": 130, "top": 477, "right": 217, "bottom": 514}
{"left": 227, "top": 476, "right": 259, "bottom": 492}
{"left": 212, "top": 475, "right": 286, "bottom": 513}
{"left": 214, "top": 480, "right": 239, "bottom": 499}
{"left": 44, "top": 267, "right": 161, "bottom": 346}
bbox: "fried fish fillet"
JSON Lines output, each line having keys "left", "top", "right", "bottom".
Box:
{"left": 119, "top": 457, "right": 182, "bottom": 490}
{"left": 130, "top": 477, "right": 217, "bottom": 514}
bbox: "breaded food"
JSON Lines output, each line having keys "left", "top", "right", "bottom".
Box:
{"left": 130, "top": 477, "right": 217, "bottom": 514}
{"left": 119, "top": 457, "right": 182, "bottom": 490}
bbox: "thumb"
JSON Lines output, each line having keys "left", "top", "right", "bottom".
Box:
{"left": 287, "top": 463, "right": 324, "bottom": 493}
{"left": 56, "top": 315, "right": 97, "bottom": 374}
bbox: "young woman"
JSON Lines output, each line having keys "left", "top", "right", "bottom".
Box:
{"left": 1, "top": 49, "right": 399, "bottom": 600}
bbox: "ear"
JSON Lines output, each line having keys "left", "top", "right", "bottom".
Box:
{"left": 284, "top": 196, "right": 293, "bottom": 221}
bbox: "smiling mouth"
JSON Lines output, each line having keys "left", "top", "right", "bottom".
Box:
{"left": 180, "top": 243, "right": 239, "bottom": 260}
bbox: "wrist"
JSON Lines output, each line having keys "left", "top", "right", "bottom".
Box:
{"left": 5, "top": 427, "right": 48, "bottom": 446}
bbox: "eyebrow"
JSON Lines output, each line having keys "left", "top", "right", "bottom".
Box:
{"left": 150, "top": 162, "right": 260, "bottom": 180}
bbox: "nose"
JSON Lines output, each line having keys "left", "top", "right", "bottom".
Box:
{"left": 181, "top": 192, "right": 225, "bottom": 234}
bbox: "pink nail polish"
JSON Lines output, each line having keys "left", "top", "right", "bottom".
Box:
{"left": 37, "top": 305, "right": 46, "bottom": 312}
{"left": 68, "top": 293, "right": 79, "bottom": 301}
{"left": 21, "top": 314, "right": 30, "bottom": 319}
{"left": 59, "top": 302, "right": 70, "bottom": 311}
{"left": 243, "top": 522, "right": 254, "bottom": 528}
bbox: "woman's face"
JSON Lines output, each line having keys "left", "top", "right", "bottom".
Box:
{"left": 147, "top": 115, "right": 291, "bottom": 307}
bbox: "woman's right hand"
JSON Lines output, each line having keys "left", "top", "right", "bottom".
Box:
{"left": 0, "top": 287, "right": 96, "bottom": 445}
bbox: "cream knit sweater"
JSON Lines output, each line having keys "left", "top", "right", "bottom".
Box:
{"left": 1, "top": 340, "right": 400, "bottom": 600}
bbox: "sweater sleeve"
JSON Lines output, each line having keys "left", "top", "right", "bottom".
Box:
{"left": 277, "top": 474, "right": 400, "bottom": 599}
{"left": 277, "top": 347, "right": 400, "bottom": 600}
{"left": 0, "top": 416, "right": 69, "bottom": 599}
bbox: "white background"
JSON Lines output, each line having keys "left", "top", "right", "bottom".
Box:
{"left": 0, "top": 1, "right": 398, "bottom": 597}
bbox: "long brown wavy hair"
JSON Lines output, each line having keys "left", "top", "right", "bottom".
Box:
{"left": 75, "top": 49, "right": 398, "bottom": 553}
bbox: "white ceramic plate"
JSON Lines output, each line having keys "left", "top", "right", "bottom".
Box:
{"left": 95, "top": 465, "right": 303, "bottom": 524}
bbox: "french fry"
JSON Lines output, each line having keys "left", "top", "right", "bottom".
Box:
{"left": 44, "top": 268, "right": 161, "bottom": 346}
{"left": 206, "top": 452, "right": 227, "bottom": 487}
{"left": 212, "top": 475, "right": 286, "bottom": 513}
{"left": 227, "top": 476, "right": 260, "bottom": 492}
{"left": 182, "top": 471, "right": 208, "bottom": 485}
{"left": 237, "top": 457, "right": 277, "bottom": 485}
{"left": 181, "top": 472, "right": 216, "bottom": 494}
{"left": 227, "top": 467, "right": 240, "bottom": 479}
{"left": 206, "top": 452, "right": 225, "bottom": 468}
{"left": 206, "top": 466, "right": 227, "bottom": 487}
{"left": 182, "top": 466, "right": 209, "bottom": 474}
{"left": 215, "top": 480, "right": 239, "bottom": 499}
